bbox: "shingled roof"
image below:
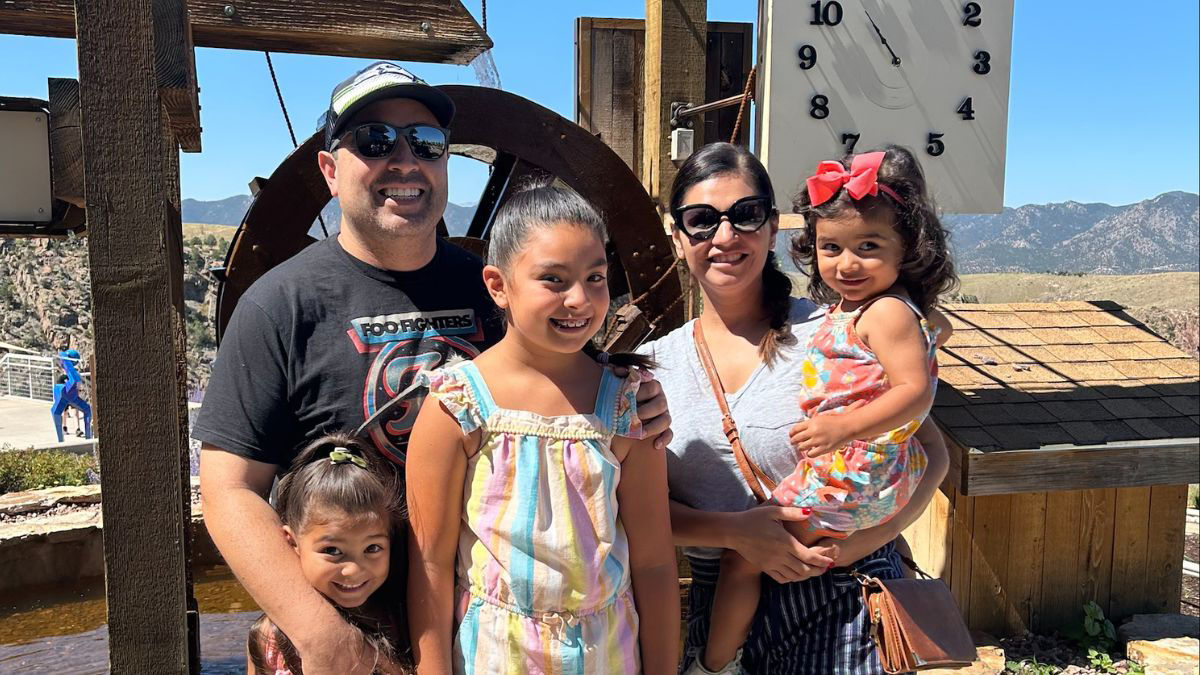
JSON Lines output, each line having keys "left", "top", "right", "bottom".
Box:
{"left": 931, "top": 301, "right": 1199, "bottom": 495}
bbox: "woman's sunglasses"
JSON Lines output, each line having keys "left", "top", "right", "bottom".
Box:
{"left": 671, "top": 195, "right": 775, "bottom": 241}
{"left": 331, "top": 122, "right": 450, "bottom": 161}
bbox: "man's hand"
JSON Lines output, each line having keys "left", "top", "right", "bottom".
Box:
{"left": 631, "top": 369, "right": 673, "bottom": 450}
{"left": 295, "top": 621, "right": 385, "bottom": 674}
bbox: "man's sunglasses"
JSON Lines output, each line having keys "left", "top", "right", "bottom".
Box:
{"left": 671, "top": 195, "right": 775, "bottom": 241}
{"left": 331, "top": 122, "right": 449, "bottom": 161}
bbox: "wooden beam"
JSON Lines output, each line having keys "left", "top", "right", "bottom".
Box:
{"left": 641, "top": 0, "right": 706, "bottom": 202}
{"left": 1, "top": 0, "right": 491, "bottom": 64}
{"left": 73, "top": 0, "right": 197, "bottom": 670}
{"left": 962, "top": 438, "right": 1200, "bottom": 496}
{"left": 152, "top": 0, "right": 202, "bottom": 152}
{"left": 48, "top": 78, "right": 84, "bottom": 208}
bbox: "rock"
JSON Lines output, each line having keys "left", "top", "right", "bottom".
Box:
{"left": 1126, "top": 637, "right": 1199, "bottom": 674}
{"left": 922, "top": 635, "right": 1005, "bottom": 674}
{"left": 1119, "top": 614, "right": 1200, "bottom": 643}
{"left": 0, "top": 484, "right": 102, "bottom": 517}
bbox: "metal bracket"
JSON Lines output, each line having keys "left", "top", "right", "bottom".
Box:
{"left": 671, "top": 94, "right": 748, "bottom": 129}
{"left": 669, "top": 101, "right": 694, "bottom": 129}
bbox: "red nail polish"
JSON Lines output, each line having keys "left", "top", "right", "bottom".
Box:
{"left": 827, "top": 563, "right": 835, "bottom": 570}
{"left": 801, "top": 507, "right": 812, "bottom": 515}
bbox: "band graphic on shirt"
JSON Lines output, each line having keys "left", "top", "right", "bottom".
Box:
{"left": 348, "top": 308, "right": 481, "bottom": 351}
{"left": 349, "top": 310, "right": 484, "bottom": 465}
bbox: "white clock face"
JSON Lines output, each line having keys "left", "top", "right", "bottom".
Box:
{"left": 755, "top": 0, "right": 1014, "bottom": 214}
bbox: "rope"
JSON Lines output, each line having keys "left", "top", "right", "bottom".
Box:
{"left": 482, "top": 0, "right": 488, "bottom": 34}
{"left": 628, "top": 259, "right": 683, "bottom": 308}
{"left": 602, "top": 260, "right": 684, "bottom": 344}
{"left": 729, "top": 65, "right": 757, "bottom": 145}
{"left": 265, "top": 51, "right": 329, "bottom": 238}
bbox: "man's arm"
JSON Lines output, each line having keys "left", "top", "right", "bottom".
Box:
{"left": 200, "top": 446, "right": 377, "bottom": 673}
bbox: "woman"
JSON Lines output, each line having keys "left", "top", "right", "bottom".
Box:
{"left": 638, "top": 143, "right": 949, "bottom": 674}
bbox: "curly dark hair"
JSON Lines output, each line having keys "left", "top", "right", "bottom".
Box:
{"left": 789, "top": 145, "right": 958, "bottom": 315}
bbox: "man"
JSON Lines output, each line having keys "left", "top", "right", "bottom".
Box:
{"left": 195, "top": 63, "right": 671, "bottom": 673}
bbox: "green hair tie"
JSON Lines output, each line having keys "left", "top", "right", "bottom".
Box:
{"left": 329, "top": 447, "right": 368, "bottom": 469}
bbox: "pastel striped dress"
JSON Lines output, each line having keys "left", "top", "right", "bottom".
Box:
{"left": 422, "top": 360, "right": 644, "bottom": 674}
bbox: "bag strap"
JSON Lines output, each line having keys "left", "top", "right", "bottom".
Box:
{"left": 852, "top": 553, "right": 935, "bottom": 588}
{"left": 692, "top": 321, "right": 778, "bottom": 503}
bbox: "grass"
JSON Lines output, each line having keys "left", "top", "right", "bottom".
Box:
{"left": 0, "top": 447, "right": 97, "bottom": 494}
{"left": 956, "top": 272, "right": 1199, "bottom": 312}
{"left": 1189, "top": 484, "right": 1199, "bottom": 510}
{"left": 182, "top": 222, "right": 236, "bottom": 241}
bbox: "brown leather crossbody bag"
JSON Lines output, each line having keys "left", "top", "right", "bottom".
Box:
{"left": 691, "top": 321, "right": 976, "bottom": 673}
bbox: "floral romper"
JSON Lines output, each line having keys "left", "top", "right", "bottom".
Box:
{"left": 772, "top": 295, "right": 937, "bottom": 537}
{"left": 421, "top": 360, "right": 645, "bottom": 674}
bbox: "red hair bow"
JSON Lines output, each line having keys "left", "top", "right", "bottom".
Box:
{"left": 805, "top": 151, "right": 903, "bottom": 207}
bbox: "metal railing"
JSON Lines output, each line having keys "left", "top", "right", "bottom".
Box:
{"left": 0, "top": 352, "right": 91, "bottom": 402}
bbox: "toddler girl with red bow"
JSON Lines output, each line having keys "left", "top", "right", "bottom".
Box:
{"left": 691, "top": 146, "right": 958, "bottom": 675}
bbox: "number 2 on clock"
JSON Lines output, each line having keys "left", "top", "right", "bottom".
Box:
{"left": 963, "top": 2, "right": 982, "bottom": 27}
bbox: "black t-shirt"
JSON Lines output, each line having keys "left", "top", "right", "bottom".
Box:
{"left": 193, "top": 236, "right": 502, "bottom": 468}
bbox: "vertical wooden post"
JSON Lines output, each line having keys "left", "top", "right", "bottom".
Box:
{"left": 73, "top": 0, "right": 197, "bottom": 671}
{"left": 643, "top": 0, "right": 706, "bottom": 318}
{"left": 641, "top": 0, "right": 707, "bottom": 203}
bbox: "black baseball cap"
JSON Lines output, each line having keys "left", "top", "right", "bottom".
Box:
{"left": 322, "top": 62, "right": 455, "bottom": 151}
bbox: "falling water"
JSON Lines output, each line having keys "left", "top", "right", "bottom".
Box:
{"left": 471, "top": 49, "right": 502, "bottom": 90}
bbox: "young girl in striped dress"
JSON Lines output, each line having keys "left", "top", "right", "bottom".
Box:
{"left": 405, "top": 186, "right": 679, "bottom": 674}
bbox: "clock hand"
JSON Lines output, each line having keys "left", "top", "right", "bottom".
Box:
{"left": 864, "top": 10, "right": 902, "bottom": 66}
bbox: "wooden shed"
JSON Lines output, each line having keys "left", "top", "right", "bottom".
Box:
{"left": 903, "top": 301, "right": 1199, "bottom": 637}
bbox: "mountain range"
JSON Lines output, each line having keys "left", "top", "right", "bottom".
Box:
{"left": 942, "top": 191, "right": 1198, "bottom": 274}
{"left": 181, "top": 191, "right": 1199, "bottom": 275}
{"left": 181, "top": 196, "right": 478, "bottom": 237}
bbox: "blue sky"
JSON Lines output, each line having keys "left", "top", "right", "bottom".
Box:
{"left": 1, "top": 0, "right": 1197, "bottom": 210}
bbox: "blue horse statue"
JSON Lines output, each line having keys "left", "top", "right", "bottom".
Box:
{"left": 51, "top": 348, "right": 93, "bottom": 442}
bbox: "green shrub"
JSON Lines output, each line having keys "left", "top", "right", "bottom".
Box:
{"left": 0, "top": 448, "right": 97, "bottom": 494}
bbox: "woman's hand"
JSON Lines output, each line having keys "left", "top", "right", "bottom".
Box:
{"left": 725, "top": 506, "right": 836, "bottom": 583}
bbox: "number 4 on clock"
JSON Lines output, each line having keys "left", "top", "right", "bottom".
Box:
{"left": 957, "top": 97, "right": 975, "bottom": 120}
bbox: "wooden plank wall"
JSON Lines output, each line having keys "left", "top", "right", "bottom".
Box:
{"left": 902, "top": 483, "right": 1188, "bottom": 637}
{"left": 575, "top": 18, "right": 752, "bottom": 180}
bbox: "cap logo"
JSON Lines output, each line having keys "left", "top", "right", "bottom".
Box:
{"left": 332, "top": 64, "right": 426, "bottom": 116}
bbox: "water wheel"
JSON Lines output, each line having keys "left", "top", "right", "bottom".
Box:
{"left": 214, "top": 85, "right": 684, "bottom": 351}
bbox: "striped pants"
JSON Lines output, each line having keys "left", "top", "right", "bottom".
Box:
{"left": 682, "top": 542, "right": 903, "bottom": 675}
